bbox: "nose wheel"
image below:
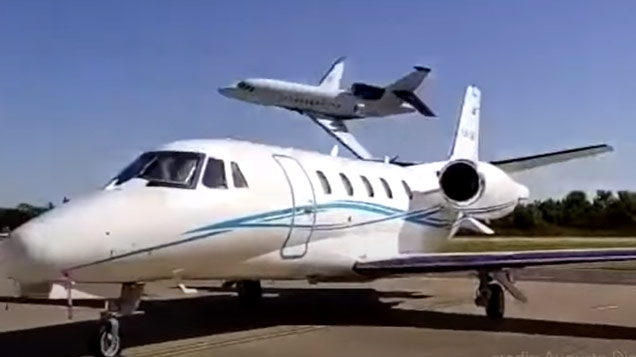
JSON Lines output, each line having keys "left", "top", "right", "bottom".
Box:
{"left": 88, "top": 282, "right": 143, "bottom": 357}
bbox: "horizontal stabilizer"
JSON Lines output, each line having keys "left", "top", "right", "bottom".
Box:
{"left": 392, "top": 90, "right": 436, "bottom": 117}
{"left": 355, "top": 248, "right": 636, "bottom": 276}
{"left": 387, "top": 66, "right": 431, "bottom": 91}
{"left": 491, "top": 144, "right": 613, "bottom": 173}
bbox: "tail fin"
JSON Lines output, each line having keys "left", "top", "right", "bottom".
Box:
{"left": 449, "top": 85, "right": 481, "bottom": 161}
{"left": 318, "top": 56, "right": 345, "bottom": 91}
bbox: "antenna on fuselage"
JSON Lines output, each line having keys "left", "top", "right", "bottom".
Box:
{"left": 330, "top": 145, "right": 339, "bottom": 157}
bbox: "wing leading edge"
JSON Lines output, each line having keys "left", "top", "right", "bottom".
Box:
{"left": 491, "top": 144, "right": 613, "bottom": 173}
{"left": 354, "top": 248, "right": 636, "bottom": 277}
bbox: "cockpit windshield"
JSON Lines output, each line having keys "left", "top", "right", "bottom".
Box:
{"left": 236, "top": 81, "right": 255, "bottom": 92}
{"left": 112, "top": 151, "right": 204, "bottom": 189}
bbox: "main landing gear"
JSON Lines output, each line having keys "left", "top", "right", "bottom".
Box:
{"left": 474, "top": 270, "right": 527, "bottom": 319}
{"left": 90, "top": 283, "right": 144, "bottom": 357}
{"left": 474, "top": 271, "right": 504, "bottom": 318}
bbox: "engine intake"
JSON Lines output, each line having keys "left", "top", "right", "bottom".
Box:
{"left": 438, "top": 160, "right": 484, "bottom": 205}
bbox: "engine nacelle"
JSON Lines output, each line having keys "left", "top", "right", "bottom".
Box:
{"left": 438, "top": 159, "right": 484, "bottom": 207}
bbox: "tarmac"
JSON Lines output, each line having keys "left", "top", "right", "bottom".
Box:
{"left": 2, "top": 267, "right": 636, "bottom": 356}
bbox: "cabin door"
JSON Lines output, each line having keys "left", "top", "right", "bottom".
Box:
{"left": 273, "top": 154, "right": 317, "bottom": 258}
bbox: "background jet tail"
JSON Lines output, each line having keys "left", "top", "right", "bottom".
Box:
{"left": 448, "top": 85, "right": 481, "bottom": 161}
{"left": 318, "top": 56, "right": 346, "bottom": 91}
{"left": 388, "top": 66, "right": 436, "bottom": 117}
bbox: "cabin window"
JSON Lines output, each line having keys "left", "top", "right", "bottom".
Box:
{"left": 402, "top": 180, "right": 413, "bottom": 199}
{"left": 202, "top": 158, "right": 228, "bottom": 189}
{"left": 231, "top": 162, "right": 248, "bottom": 188}
{"left": 340, "top": 173, "right": 354, "bottom": 196}
{"left": 360, "top": 175, "right": 374, "bottom": 197}
{"left": 316, "top": 170, "right": 331, "bottom": 194}
{"left": 380, "top": 178, "right": 393, "bottom": 199}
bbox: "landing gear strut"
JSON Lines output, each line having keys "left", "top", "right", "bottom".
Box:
{"left": 236, "top": 280, "right": 262, "bottom": 306}
{"left": 474, "top": 271, "right": 505, "bottom": 319}
{"left": 89, "top": 283, "right": 144, "bottom": 357}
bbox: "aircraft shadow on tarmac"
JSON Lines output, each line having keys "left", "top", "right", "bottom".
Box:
{"left": 1, "top": 286, "right": 636, "bottom": 356}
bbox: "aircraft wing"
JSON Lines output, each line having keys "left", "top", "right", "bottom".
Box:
{"left": 308, "top": 115, "right": 373, "bottom": 160}
{"left": 354, "top": 248, "right": 636, "bottom": 277}
{"left": 491, "top": 144, "right": 613, "bottom": 173}
{"left": 373, "top": 143, "right": 613, "bottom": 168}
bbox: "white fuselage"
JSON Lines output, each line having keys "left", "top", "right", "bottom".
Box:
{"left": 219, "top": 79, "right": 414, "bottom": 119}
{"left": 0, "top": 139, "right": 526, "bottom": 287}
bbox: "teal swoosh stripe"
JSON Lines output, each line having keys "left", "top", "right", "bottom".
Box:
{"left": 186, "top": 201, "right": 448, "bottom": 238}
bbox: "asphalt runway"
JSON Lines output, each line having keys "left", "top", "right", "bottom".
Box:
{"left": 3, "top": 268, "right": 636, "bottom": 357}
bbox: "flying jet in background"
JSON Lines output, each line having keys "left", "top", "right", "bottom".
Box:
{"left": 219, "top": 57, "right": 435, "bottom": 160}
{"left": 219, "top": 57, "right": 435, "bottom": 120}
{"left": 0, "top": 86, "right": 620, "bottom": 357}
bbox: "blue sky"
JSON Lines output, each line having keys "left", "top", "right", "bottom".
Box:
{"left": 1, "top": 1, "right": 635, "bottom": 206}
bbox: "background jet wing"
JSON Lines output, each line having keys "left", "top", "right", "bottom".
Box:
{"left": 308, "top": 115, "right": 373, "bottom": 159}
{"left": 491, "top": 144, "right": 613, "bottom": 173}
{"left": 354, "top": 249, "right": 636, "bottom": 277}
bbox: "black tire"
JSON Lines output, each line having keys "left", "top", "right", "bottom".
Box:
{"left": 89, "top": 318, "right": 123, "bottom": 357}
{"left": 485, "top": 284, "right": 504, "bottom": 319}
{"left": 237, "top": 280, "right": 262, "bottom": 306}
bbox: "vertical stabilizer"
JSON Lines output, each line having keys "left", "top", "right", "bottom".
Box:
{"left": 449, "top": 85, "right": 481, "bottom": 161}
{"left": 318, "top": 57, "right": 345, "bottom": 91}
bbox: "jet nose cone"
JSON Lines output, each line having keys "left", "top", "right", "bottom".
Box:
{"left": 0, "top": 230, "right": 27, "bottom": 279}
{"left": 218, "top": 87, "right": 237, "bottom": 98}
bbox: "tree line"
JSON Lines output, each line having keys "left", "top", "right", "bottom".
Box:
{"left": 490, "top": 190, "right": 636, "bottom": 236}
{"left": 2, "top": 190, "right": 636, "bottom": 236}
{"left": 0, "top": 203, "right": 53, "bottom": 231}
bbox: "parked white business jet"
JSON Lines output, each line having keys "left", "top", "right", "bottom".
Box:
{"left": 0, "top": 86, "right": 624, "bottom": 357}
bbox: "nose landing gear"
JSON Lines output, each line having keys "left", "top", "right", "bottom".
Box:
{"left": 89, "top": 282, "right": 144, "bottom": 357}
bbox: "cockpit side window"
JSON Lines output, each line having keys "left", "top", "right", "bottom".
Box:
{"left": 231, "top": 162, "right": 248, "bottom": 188}
{"left": 237, "top": 81, "right": 254, "bottom": 92}
{"left": 202, "top": 158, "right": 228, "bottom": 189}
{"left": 112, "top": 151, "right": 203, "bottom": 189}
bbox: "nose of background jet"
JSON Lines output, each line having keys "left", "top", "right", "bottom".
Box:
{"left": 218, "top": 87, "right": 237, "bottom": 98}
